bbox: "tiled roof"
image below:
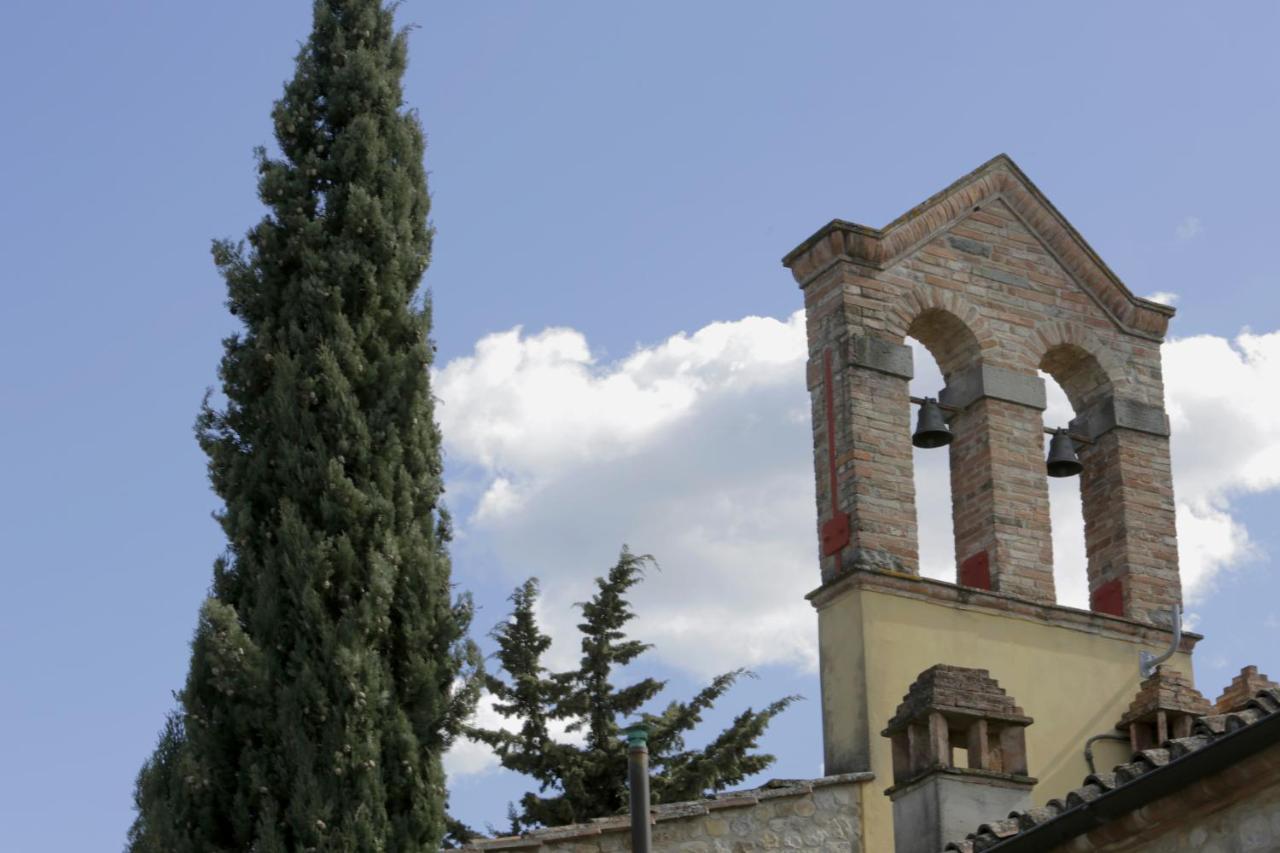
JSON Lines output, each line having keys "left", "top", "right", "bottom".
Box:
{"left": 942, "top": 685, "right": 1280, "bottom": 852}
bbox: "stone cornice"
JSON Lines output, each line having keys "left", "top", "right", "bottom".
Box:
{"left": 781, "top": 154, "right": 1175, "bottom": 341}
{"left": 807, "top": 567, "right": 1201, "bottom": 654}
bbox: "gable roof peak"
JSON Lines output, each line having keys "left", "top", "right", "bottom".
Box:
{"left": 782, "top": 154, "right": 1174, "bottom": 340}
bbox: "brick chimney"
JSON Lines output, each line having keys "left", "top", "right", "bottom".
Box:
{"left": 1214, "top": 665, "right": 1279, "bottom": 714}
{"left": 881, "top": 666, "right": 1035, "bottom": 853}
{"left": 1116, "top": 666, "right": 1211, "bottom": 749}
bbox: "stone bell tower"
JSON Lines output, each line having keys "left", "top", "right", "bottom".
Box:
{"left": 782, "top": 155, "right": 1200, "bottom": 850}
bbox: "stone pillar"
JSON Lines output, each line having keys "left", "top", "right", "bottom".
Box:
{"left": 941, "top": 365, "right": 1055, "bottom": 602}
{"left": 1072, "top": 396, "right": 1181, "bottom": 622}
{"left": 805, "top": 294, "right": 920, "bottom": 581}
{"left": 882, "top": 666, "right": 1035, "bottom": 853}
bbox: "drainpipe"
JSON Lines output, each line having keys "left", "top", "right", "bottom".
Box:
{"left": 626, "top": 723, "right": 652, "bottom": 853}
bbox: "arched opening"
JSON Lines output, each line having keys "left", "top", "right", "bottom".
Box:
{"left": 904, "top": 308, "right": 984, "bottom": 584}
{"left": 908, "top": 336, "right": 953, "bottom": 581}
{"left": 1040, "top": 371, "right": 1088, "bottom": 607}
{"left": 1039, "top": 344, "right": 1115, "bottom": 609}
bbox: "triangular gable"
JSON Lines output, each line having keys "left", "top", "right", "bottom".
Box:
{"left": 782, "top": 154, "right": 1174, "bottom": 340}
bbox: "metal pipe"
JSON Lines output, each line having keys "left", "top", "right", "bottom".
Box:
{"left": 1083, "top": 732, "right": 1130, "bottom": 775}
{"left": 626, "top": 724, "right": 652, "bottom": 853}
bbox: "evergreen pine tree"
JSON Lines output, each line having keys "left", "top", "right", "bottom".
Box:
{"left": 469, "top": 549, "right": 798, "bottom": 832}
{"left": 127, "top": 3, "right": 479, "bottom": 850}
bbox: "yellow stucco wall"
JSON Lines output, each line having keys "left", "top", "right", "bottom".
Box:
{"left": 816, "top": 581, "right": 1195, "bottom": 852}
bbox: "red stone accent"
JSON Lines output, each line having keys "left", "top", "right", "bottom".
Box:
{"left": 1091, "top": 579, "right": 1124, "bottom": 617}
{"left": 821, "top": 513, "right": 851, "bottom": 557}
{"left": 959, "top": 551, "right": 991, "bottom": 590}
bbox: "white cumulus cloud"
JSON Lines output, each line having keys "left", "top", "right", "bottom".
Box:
{"left": 437, "top": 313, "right": 816, "bottom": 683}
{"left": 437, "top": 314, "right": 1280, "bottom": 725}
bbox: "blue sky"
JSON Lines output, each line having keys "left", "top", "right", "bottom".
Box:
{"left": 3, "top": 1, "right": 1280, "bottom": 848}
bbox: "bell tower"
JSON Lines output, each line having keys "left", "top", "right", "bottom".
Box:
{"left": 782, "top": 155, "right": 1200, "bottom": 850}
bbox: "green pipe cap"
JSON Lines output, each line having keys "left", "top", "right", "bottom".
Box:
{"left": 625, "top": 723, "right": 649, "bottom": 747}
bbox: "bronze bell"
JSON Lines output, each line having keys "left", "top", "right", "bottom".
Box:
{"left": 1046, "top": 428, "right": 1084, "bottom": 478}
{"left": 912, "top": 397, "right": 953, "bottom": 449}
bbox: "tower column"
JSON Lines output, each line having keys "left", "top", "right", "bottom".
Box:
{"left": 805, "top": 281, "right": 920, "bottom": 581}
{"left": 1073, "top": 397, "right": 1181, "bottom": 621}
{"left": 942, "top": 364, "right": 1055, "bottom": 602}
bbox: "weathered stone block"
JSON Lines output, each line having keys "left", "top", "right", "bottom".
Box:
{"left": 849, "top": 336, "right": 914, "bottom": 380}
{"left": 939, "top": 362, "right": 1046, "bottom": 411}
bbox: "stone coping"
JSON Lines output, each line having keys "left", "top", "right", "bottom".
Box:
{"left": 885, "top": 766, "right": 1038, "bottom": 799}
{"left": 807, "top": 567, "right": 1201, "bottom": 653}
{"left": 455, "top": 772, "right": 874, "bottom": 850}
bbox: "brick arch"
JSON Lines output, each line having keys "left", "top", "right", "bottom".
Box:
{"left": 886, "top": 286, "right": 1003, "bottom": 378}
{"left": 1032, "top": 321, "right": 1130, "bottom": 411}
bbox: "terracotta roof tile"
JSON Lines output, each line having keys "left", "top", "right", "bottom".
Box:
{"left": 942, "top": 686, "right": 1280, "bottom": 852}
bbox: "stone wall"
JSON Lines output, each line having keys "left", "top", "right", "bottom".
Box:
{"left": 458, "top": 773, "right": 870, "bottom": 853}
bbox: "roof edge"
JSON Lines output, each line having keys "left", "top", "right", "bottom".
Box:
{"left": 948, "top": 688, "right": 1280, "bottom": 852}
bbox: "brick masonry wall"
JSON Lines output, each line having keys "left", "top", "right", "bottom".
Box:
{"left": 786, "top": 158, "right": 1182, "bottom": 622}
{"left": 460, "top": 775, "right": 868, "bottom": 853}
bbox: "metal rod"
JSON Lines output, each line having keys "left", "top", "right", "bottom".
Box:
{"left": 1139, "top": 605, "right": 1183, "bottom": 678}
{"left": 626, "top": 724, "right": 652, "bottom": 853}
{"left": 908, "top": 395, "right": 962, "bottom": 413}
{"left": 1042, "top": 426, "right": 1094, "bottom": 446}
{"left": 909, "top": 396, "right": 1094, "bottom": 444}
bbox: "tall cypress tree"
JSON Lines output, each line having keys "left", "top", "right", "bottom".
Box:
{"left": 128, "top": 3, "right": 478, "bottom": 850}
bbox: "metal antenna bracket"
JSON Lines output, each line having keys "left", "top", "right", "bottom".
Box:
{"left": 1139, "top": 605, "right": 1182, "bottom": 678}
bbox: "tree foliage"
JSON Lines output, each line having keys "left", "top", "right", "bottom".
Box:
{"left": 127, "top": 3, "right": 479, "bottom": 850}
{"left": 467, "top": 549, "right": 799, "bottom": 832}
